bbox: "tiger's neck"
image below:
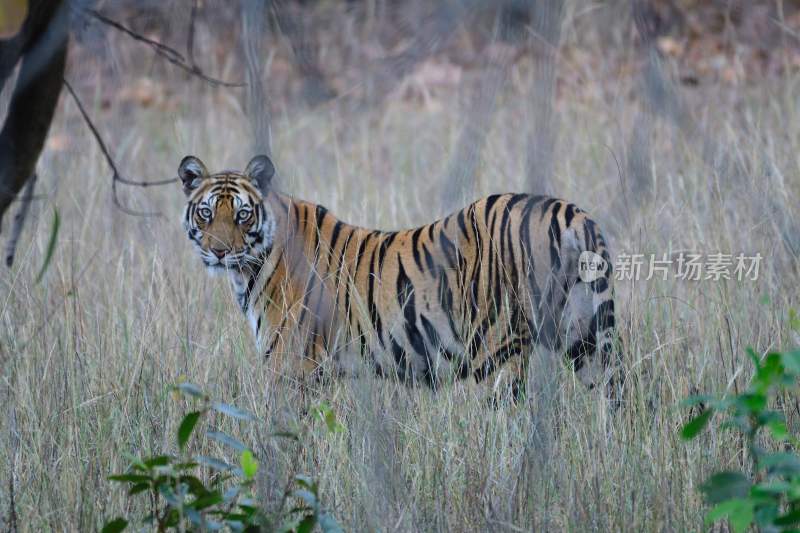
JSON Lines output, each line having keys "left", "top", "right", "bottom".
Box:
{"left": 227, "top": 192, "right": 291, "bottom": 314}
{"left": 229, "top": 191, "right": 376, "bottom": 323}
{"left": 229, "top": 245, "right": 272, "bottom": 313}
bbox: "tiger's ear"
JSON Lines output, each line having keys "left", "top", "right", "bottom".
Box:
{"left": 244, "top": 155, "right": 275, "bottom": 193}
{"left": 178, "top": 156, "right": 209, "bottom": 195}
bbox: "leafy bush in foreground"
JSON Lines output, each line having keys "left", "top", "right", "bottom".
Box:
{"left": 682, "top": 313, "right": 800, "bottom": 533}
{"left": 102, "top": 383, "right": 343, "bottom": 533}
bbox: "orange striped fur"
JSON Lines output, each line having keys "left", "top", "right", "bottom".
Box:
{"left": 178, "top": 155, "right": 620, "bottom": 401}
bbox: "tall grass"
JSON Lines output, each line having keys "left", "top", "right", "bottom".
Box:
{"left": 1, "top": 2, "right": 799, "bottom": 530}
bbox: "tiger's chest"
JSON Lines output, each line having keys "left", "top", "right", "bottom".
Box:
{"left": 228, "top": 271, "right": 267, "bottom": 349}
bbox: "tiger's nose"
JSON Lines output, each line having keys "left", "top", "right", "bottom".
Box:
{"left": 210, "top": 247, "right": 228, "bottom": 259}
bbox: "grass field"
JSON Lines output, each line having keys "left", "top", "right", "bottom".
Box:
{"left": 2, "top": 3, "right": 800, "bottom": 531}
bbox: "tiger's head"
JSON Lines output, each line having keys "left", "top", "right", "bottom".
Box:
{"left": 178, "top": 155, "right": 276, "bottom": 272}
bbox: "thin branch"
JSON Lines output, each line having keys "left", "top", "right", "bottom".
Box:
{"left": 86, "top": 8, "right": 185, "bottom": 62}
{"left": 63, "top": 79, "right": 174, "bottom": 217}
{"left": 86, "top": 8, "right": 244, "bottom": 88}
{"left": 6, "top": 419, "right": 18, "bottom": 533}
{"left": 4, "top": 173, "right": 36, "bottom": 267}
{"left": 187, "top": 0, "right": 198, "bottom": 68}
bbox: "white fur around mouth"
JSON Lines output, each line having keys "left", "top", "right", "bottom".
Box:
{"left": 203, "top": 256, "right": 251, "bottom": 271}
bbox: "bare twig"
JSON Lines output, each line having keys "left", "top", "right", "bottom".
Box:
{"left": 6, "top": 401, "right": 18, "bottom": 533}
{"left": 86, "top": 8, "right": 244, "bottom": 88}
{"left": 187, "top": 0, "right": 198, "bottom": 68}
{"left": 63, "top": 79, "right": 175, "bottom": 217}
{"left": 6, "top": 468, "right": 16, "bottom": 533}
{"left": 4, "top": 173, "right": 36, "bottom": 267}
{"left": 86, "top": 8, "right": 184, "bottom": 62}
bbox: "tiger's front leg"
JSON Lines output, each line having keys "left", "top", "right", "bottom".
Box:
{"left": 260, "top": 303, "right": 328, "bottom": 387}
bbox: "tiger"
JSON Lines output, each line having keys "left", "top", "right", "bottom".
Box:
{"left": 178, "top": 154, "right": 621, "bottom": 402}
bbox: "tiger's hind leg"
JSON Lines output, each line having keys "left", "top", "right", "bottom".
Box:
{"left": 468, "top": 334, "right": 529, "bottom": 408}
{"left": 487, "top": 352, "right": 527, "bottom": 408}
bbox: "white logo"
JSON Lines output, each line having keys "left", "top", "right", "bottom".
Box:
{"left": 578, "top": 251, "right": 607, "bottom": 283}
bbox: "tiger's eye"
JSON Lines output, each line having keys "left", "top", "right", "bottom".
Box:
{"left": 237, "top": 209, "right": 252, "bottom": 224}
{"left": 198, "top": 207, "right": 213, "bottom": 220}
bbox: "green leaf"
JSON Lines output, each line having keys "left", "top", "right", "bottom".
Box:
{"left": 206, "top": 519, "right": 225, "bottom": 531}
{"left": 194, "top": 455, "right": 235, "bottom": 472}
{"left": 746, "top": 347, "right": 761, "bottom": 370}
{"left": 325, "top": 411, "right": 344, "bottom": 433}
{"left": 767, "top": 419, "right": 790, "bottom": 441}
{"left": 173, "top": 461, "right": 199, "bottom": 471}
{"left": 753, "top": 353, "right": 784, "bottom": 392}
{"left": 238, "top": 503, "right": 258, "bottom": 515}
{"left": 270, "top": 431, "right": 300, "bottom": 441}
{"left": 239, "top": 497, "right": 258, "bottom": 507}
{"left": 164, "top": 508, "right": 180, "bottom": 527}
{"left": 207, "top": 430, "right": 247, "bottom": 452}
{"left": 35, "top": 208, "right": 60, "bottom": 284}
{"left": 143, "top": 455, "right": 172, "bottom": 468}
{"left": 681, "top": 409, "right": 712, "bottom": 440}
{"left": 782, "top": 350, "right": 800, "bottom": 375}
{"left": 295, "top": 474, "right": 315, "bottom": 489}
{"left": 122, "top": 453, "right": 147, "bottom": 471}
{"left": 212, "top": 401, "right": 256, "bottom": 421}
{"left": 101, "top": 517, "right": 128, "bottom": 533}
{"left": 318, "top": 512, "right": 344, "bottom": 533}
{"left": 296, "top": 514, "right": 317, "bottom": 533}
{"left": 240, "top": 450, "right": 259, "bottom": 480}
{"left": 128, "top": 483, "right": 150, "bottom": 496}
{"left": 750, "top": 481, "right": 791, "bottom": 496}
{"left": 191, "top": 491, "right": 223, "bottom": 510}
{"left": 790, "top": 309, "right": 800, "bottom": 333}
{"left": 294, "top": 489, "right": 319, "bottom": 507}
{"left": 754, "top": 503, "right": 781, "bottom": 526}
{"left": 186, "top": 508, "right": 204, "bottom": 527}
{"left": 108, "top": 473, "right": 150, "bottom": 483}
{"left": 311, "top": 402, "right": 344, "bottom": 433}
{"left": 178, "top": 411, "right": 203, "bottom": 450}
{"left": 681, "top": 395, "right": 714, "bottom": 407}
{"left": 700, "top": 472, "right": 751, "bottom": 504}
{"left": 158, "top": 484, "right": 181, "bottom": 507}
{"left": 706, "top": 499, "right": 750, "bottom": 525}
{"left": 775, "top": 508, "right": 800, "bottom": 526}
{"left": 175, "top": 382, "right": 205, "bottom": 398}
{"left": 278, "top": 517, "right": 304, "bottom": 533}
{"left": 728, "top": 500, "right": 754, "bottom": 533}
{"left": 223, "top": 486, "right": 240, "bottom": 503}
{"left": 760, "top": 452, "right": 800, "bottom": 475}
{"left": 178, "top": 475, "right": 209, "bottom": 496}
{"left": 735, "top": 393, "right": 767, "bottom": 413}
{"left": 721, "top": 416, "right": 751, "bottom": 434}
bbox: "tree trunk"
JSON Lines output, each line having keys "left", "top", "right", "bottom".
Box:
{"left": 0, "top": 0, "right": 69, "bottom": 232}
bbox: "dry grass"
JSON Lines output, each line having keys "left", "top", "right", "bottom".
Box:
{"left": 1, "top": 2, "right": 799, "bottom": 531}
